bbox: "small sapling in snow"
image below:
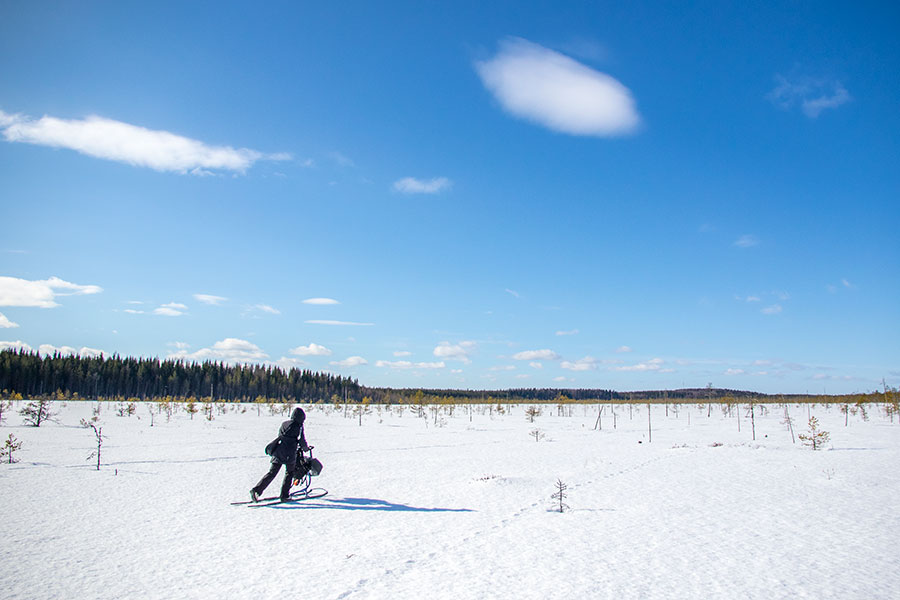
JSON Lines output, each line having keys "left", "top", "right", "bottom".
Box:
{"left": 80, "top": 417, "right": 104, "bottom": 470}
{"left": 19, "top": 399, "right": 56, "bottom": 427}
{"left": 2, "top": 433, "right": 23, "bottom": 463}
{"left": 798, "top": 416, "right": 830, "bottom": 451}
{"left": 551, "top": 478, "right": 569, "bottom": 513}
{"left": 0, "top": 399, "right": 12, "bottom": 424}
{"left": 525, "top": 405, "right": 542, "bottom": 423}
{"left": 529, "top": 428, "right": 545, "bottom": 442}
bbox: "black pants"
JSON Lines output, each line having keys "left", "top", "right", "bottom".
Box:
{"left": 253, "top": 461, "right": 295, "bottom": 499}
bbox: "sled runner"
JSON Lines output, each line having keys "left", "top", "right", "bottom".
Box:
{"left": 233, "top": 445, "right": 327, "bottom": 506}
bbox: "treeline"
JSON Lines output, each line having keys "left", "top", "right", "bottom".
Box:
{"left": 0, "top": 348, "right": 886, "bottom": 406}
{"left": 0, "top": 349, "right": 362, "bottom": 403}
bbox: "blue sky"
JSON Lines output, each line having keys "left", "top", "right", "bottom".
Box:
{"left": 1, "top": 1, "right": 898, "bottom": 394}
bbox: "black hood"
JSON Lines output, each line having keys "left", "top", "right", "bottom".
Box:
{"left": 291, "top": 407, "right": 306, "bottom": 424}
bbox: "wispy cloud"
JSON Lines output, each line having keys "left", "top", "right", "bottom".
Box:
{"left": 0, "top": 109, "right": 289, "bottom": 174}
{"left": 761, "top": 304, "right": 783, "bottom": 315}
{"left": 475, "top": 37, "right": 640, "bottom": 137}
{"left": 376, "top": 360, "right": 445, "bottom": 370}
{"left": 0, "top": 312, "right": 19, "bottom": 328}
{"left": 504, "top": 288, "right": 520, "bottom": 298}
{"left": 330, "top": 356, "right": 368, "bottom": 368}
{"left": 289, "top": 343, "right": 332, "bottom": 357}
{"left": 306, "top": 319, "right": 373, "bottom": 326}
{"left": 393, "top": 177, "right": 452, "bottom": 194}
{"left": 733, "top": 234, "right": 759, "bottom": 248}
{"left": 615, "top": 345, "right": 632, "bottom": 353}
{"left": 561, "top": 356, "right": 599, "bottom": 371}
{"left": 433, "top": 341, "right": 476, "bottom": 364}
{"left": 512, "top": 349, "right": 560, "bottom": 361}
{"left": 555, "top": 329, "right": 579, "bottom": 336}
{"left": 393, "top": 350, "right": 412, "bottom": 357}
{"left": 168, "top": 337, "right": 268, "bottom": 363}
{"left": 767, "top": 75, "right": 851, "bottom": 118}
{"left": 253, "top": 304, "right": 280, "bottom": 315}
{"left": 154, "top": 302, "right": 188, "bottom": 317}
{"left": 328, "top": 151, "right": 355, "bottom": 167}
{"left": 0, "top": 275, "right": 102, "bottom": 308}
{"left": 302, "top": 297, "right": 340, "bottom": 305}
{"left": 614, "top": 357, "right": 666, "bottom": 372}
{"left": 193, "top": 294, "right": 227, "bottom": 306}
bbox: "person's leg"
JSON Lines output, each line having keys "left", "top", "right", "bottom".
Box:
{"left": 253, "top": 461, "right": 283, "bottom": 495}
{"left": 279, "top": 462, "right": 295, "bottom": 500}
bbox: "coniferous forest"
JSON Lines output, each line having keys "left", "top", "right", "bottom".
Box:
{"left": 0, "top": 348, "right": 887, "bottom": 405}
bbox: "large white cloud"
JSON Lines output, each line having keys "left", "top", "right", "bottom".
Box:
{"left": 434, "top": 341, "right": 475, "bottom": 363}
{"left": 0, "top": 340, "right": 33, "bottom": 352}
{"left": 168, "top": 337, "right": 268, "bottom": 364}
{"left": 0, "top": 312, "right": 19, "bottom": 328}
{"left": 0, "top": 109, "right": 289, "bottom": 174}
{"left": 475, "top": 38, "right": 641, "bottom": 136}
{"left": 0, "top": 276, "right": 102, "bottom": 308}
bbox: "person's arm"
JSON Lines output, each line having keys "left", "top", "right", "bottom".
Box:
{"left": 299, "top": 425, "right": 309, "bottom": 451}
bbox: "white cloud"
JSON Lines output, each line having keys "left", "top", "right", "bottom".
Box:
{"left": 193, "top": 294, "right": 227, "bottom": 305}
{"left": 767, "top": 76, "right": 851, "bottom": 118}
{"left": 154, "top": 302, "right": 188, "bottom": 317}
{"left": 529, "top": 361, "right": 543, "bottom": 369}
{"left": 168, "top": 341, "right": 190, "bottom": 350}
{"left": 0, "top": 109, "right": 288, "bottom": 174}
{"left": 168, "top": 337, "right": 268, "bottom": 364}
{"left": 0, "top": 312, "right": 19, "bottom": 328}
{"left": 475, "top": 37, "right": 640, "bottom": 137}
{"left": 552, "top": 376, "right": 572, "bottom": 383}
{"left": 0, "top": 340, "right": 32, "bottom": 352}
{"left": 761, "top": 304, "right": 783, "bottom": 315}
{"left": 276, "top": 357, "right": 308, "bottom": 370}
{"left": 123, "top": 309, "right": 145, "bottom": 314}
{"left": 289, "top": 343, "right": 332, "bottom": 357}
{"left": 733, "top": 234, "right": 759, "bottom": 248}
{"left": 841, "top": 278, "right": 854, "bottom": 289}
{"left": 393, "top": 350, "right": 412, "bottom": 357}
{"left": 555, "top": 329, "right": 579, "bottom": 336}
{"left": 490, "top": 365, "right": 516, "bottom": 371}
{"left": 512, "top": 349, "right": 560, "bottom": 361}
{"left": 393, "top": 177, "right": 452, "bottom": 194}
{"left": 375, "top": 360, "right": 445, "bottom": 370}
{"left": 0, "top": 275, "right": 102, "bottom": 308}
{"left": 614, "top": 358, "right": 665, "bottom": 372}
{"left": 302, "top": 297, "right": 340, "bottom": 305}
{"left": 615, "top": 345, "right": 632, "bottom": 353}
{"left": 328, "top": 151, "right": 355, "bottom": 167}
{"left": 253, "top": 304, "right": 280, "bottom": 315}
{"left": 39, "top": 343, "right": 77, "bottom": 356}
{"left": 330, "top": 356, "right": 368, "bottom": 368}
{"left": 306, "top": 319, "right": 373, "bottom": 326}
{"left": 505, "top": 288, "right": 520, "bottom": 298}
{"left": 36, "top": 344, "right": 104, "bottom": 357}
{"left": 561, "top": 356, "right": 599, "bottom": 371}
{"left": 434, "top": 341, "right": 476, "bottom": 363}
{"left": 724, "top": 368, "right": 746, "bottom": 375}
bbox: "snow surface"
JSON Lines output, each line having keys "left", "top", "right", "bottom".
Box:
{"left": 2, "top": 401, "right": 898, "bottom": 600}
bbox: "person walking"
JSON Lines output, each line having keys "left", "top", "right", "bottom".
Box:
{"left": 250, "top": 407, "right": 308, "bottom": 502}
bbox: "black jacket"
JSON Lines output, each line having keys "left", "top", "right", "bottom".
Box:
{"left": 271, "top": 408, "right": 308, "bottom": 465}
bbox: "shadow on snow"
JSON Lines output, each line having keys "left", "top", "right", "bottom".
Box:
{"left": 268, "top": 496, "right": 474, "bottom": 512}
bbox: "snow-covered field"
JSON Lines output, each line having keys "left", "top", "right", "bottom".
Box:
{"left": 2, "top": 401, "right": 898, "bottom": 600}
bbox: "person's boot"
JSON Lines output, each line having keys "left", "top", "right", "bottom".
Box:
{"left": 250, "top": 489, "right": 260, "bottom": 503}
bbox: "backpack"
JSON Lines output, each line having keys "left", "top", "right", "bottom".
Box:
{"left": 264, "top": 437, "right": 280, "bottom": 456}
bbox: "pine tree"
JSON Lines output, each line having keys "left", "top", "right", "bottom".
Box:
{"left": 19, "top": 399, "right": 55, "bottom": 427}
{"left": 2, "top": 433, "right": 23, "bottom": 463}
{"left": 551, "top": 479, "right": 569, "bottom": 513}
{"left": 798, "top": 416, "right": 830, "bottom": 450}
